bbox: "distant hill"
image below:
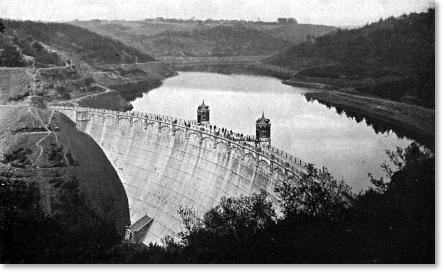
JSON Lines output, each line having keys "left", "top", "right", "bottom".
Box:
{"left": 249, "top": 23, "right": 337, "bottom": 44}
{"left": 266, "top": 9, "right": 435, "bottom": 107}
{"left": 71, "top": 20, "right": 336, "bottom": 58}
{"left": 1, "top": 19, "right": 154, "bottom": 66}
{"left": 147, "top": 25, "right": 293, "bottom": 57}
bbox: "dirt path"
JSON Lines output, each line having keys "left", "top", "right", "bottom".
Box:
{"left": 27, "top": 107, "right": 56, "bottom": 161}
{"left": 59, "top": 84, "right": 114, "bottom": 106}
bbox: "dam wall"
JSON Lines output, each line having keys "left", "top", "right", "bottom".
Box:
{"left": 52, "top": 106, "right": 307, "bottom": 245}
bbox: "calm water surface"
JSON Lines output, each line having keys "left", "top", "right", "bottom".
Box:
{"left": 131, "top": 72, "right": 413, "bottom": 192}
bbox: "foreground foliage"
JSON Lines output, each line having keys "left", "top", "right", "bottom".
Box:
{"left": 0, "top": 171, "right": 121, "bottom": 263}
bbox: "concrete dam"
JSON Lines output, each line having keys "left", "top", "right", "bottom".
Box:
{"left": 52, "top": 105, "right": 308, "bottom": 245}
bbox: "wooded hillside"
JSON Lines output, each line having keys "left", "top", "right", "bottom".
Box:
{"left": 267, "top": 9, "right": 435, "bottom": 107}
{"left": 1, "top": 19, "right": 154, "bottom": 66}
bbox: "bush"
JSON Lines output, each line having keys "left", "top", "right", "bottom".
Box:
{"left": 0, "top": 171, "right": 122, "bottom": 263}
{"left": 2, "top": 148, "right": 32, "bottom": 168}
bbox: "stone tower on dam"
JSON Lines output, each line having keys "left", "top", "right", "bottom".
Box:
{"left": 197, "top": 100, "right": 210, "bottom": 125}
{"left": 52, "top": 105, "right": 308, "bottom": 245}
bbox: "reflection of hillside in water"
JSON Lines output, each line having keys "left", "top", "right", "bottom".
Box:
{"left": 304, "top": 95, "right": 433, "bottom": 150}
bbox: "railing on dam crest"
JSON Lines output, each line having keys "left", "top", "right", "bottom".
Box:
{"left": 51, "top": 105, "right": 310, "bottom": 179}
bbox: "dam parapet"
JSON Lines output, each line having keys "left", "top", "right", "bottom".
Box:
{"left": 51, "top": 105, "right": 310, "bottom": 244}
{"left": 52, "top": 105, "right": 309, "bottom": 175}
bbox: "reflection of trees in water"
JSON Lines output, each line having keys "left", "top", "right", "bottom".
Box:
{"left": 112, "top": 79, "right": 163, "bottom": 101}
{"left": 178, "top": 64, "right": 290, "bottom": 79}
{"left": 304, "top": 95, "right": 433, "bottom": 149}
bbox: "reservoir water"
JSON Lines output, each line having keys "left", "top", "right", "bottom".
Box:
{"left": 131, "top": 72, "right": 413, "bottom": 192}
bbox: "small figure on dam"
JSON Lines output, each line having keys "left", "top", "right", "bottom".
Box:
{"left": 197, "top": 100, "right": 210, "bottom": 125}
{"left": 256, "top": 112, "right": 271, "bottom": 146}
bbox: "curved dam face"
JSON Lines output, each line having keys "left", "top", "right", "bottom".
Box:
{"left": 53, "top": 106, "right": 305, "bottom": 245}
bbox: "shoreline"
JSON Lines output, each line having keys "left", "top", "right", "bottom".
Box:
{"left": 304, "top": 90, "right": 435, "bottom": 150}
{"left": 282, "top": 79, "right": 329, "bottom": 89}
{"left": 69, "top": 64, "right": 435, "bottom": 150}
{"left": 55, "top": 62, "right": 177, "bottom": 111}
{"left": 73, "top": 62, "right": 294, "bottom": 112}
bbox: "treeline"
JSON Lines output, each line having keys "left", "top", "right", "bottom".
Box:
{"left": 268, "top": 9, "right": 435, "bottom": 107}
{"left": 140, "top": 17, "right": 298, "bottom": 25}
{"left": 1, "top": 30, "right": 64, "bottom": 67}
{"left": 1, "top": 19, "right": 155, "bottom": 66}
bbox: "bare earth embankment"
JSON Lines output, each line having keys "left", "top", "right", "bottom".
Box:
{"left": 64, "top": 62, "right": 176, "bottom": 111}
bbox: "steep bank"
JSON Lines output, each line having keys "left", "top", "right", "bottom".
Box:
{"left": 75, "top": 62, "right": 176, "bottom": 110}
{"left": 266, "top": 9, "right": 435, "bottom": 107}
{"left": 304, "top": 91, "right": 435, "bottom": 149}
{"left": 37, "top": 59, "right": 177, "bottom": 111}
{"left": 0, "top": 102, "right": 130, "bottom": 235}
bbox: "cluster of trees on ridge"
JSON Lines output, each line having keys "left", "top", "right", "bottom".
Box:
{"left": 140, "top": 17, "right": 298, "bottom": 25}
{"left": 0, "top": 143, "right": 434, "bottom": 263}
{"left": 267, "top": 9, "right": 435, "bottom": 107}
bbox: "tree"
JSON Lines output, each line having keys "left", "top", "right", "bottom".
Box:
{"left": 160, "top": 192, "right": 278, "bottom": 263}
{"left": 177, "top": 191, "right": 276, "bottom": 244}
{"left": 0, "top": 21, "right": 5, "bottom": 33}
{"left": 368, "top": 142, "right": 431, "bottom": 193}
{"left": 0, "top": 170, "right": 122, "bottom": 263}
{"left": 277, "top": 18, "right": 287, "bottom": 24}
{"left": 0, "top": 46, "right": 25, "bottom": 67}
{"left": 275, "top": 164, "right": 353, "bottom": 219}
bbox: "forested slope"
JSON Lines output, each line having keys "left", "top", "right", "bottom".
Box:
{"left": 267, "top": 9, "right": 435, "bottom": 107}
{"left": 1, "top": 19, "right": 154, "bottom": 66}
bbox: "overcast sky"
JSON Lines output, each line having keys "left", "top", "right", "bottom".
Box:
{"left": 0, "top": 0, "right": 434, "bottom": 27}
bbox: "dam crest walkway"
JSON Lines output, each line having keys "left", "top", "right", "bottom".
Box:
{"left": 52, "top": 105, "right": 309, "bottom": 178}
